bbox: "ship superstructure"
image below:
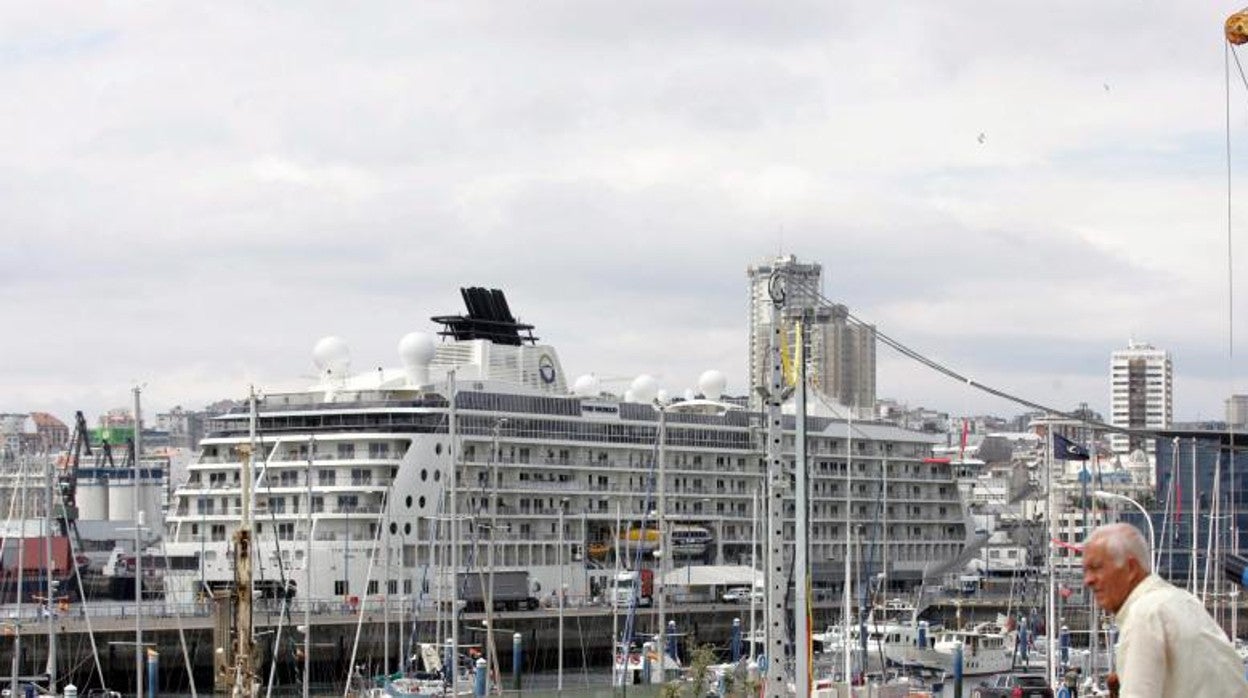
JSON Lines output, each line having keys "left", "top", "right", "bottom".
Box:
{"left": 162, "top": 288, "right": 972, "bottom": 604}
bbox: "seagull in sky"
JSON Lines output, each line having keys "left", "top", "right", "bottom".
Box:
{"left": 977, "top": 132, "right": 986, "bottom": 144}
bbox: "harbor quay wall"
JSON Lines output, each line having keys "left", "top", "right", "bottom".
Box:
{"left": 0, "top": 601, "right": 777, "bottom": 693}
{"left": 11, "top": 595, "right": 1240, "bottom": 691}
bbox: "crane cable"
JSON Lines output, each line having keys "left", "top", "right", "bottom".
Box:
{"left": 780, "top": 275, "right": 1248, "bottom": 452}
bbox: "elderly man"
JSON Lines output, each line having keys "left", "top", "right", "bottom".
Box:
{"left": 1082, "top": 523, "right": 1248, "bottom": 697}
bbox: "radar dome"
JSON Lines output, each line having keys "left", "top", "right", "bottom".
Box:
{"left": 398, "top": 332, "right": 436, "bottom": 387}
{"left": 398, "top": 332, "right": 436, "bottom": 366}
{"left": 656, "top": 389, "right": 670, "bottom": 404}
{"left": 630, "top": 374, "right": 659, "bottom": 403}
{"left": 698, "top": 370, "right": 727, "bottom": 399}
{"left": 572, "top": 374, "right": 601, "bottom": 397}
{"left": 312, "top": 336, "right": 351, "bottom": 375}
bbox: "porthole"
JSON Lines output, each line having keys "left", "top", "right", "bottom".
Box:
{"left": 404, "top": 523, "right": 412, "bottom": 535}
{"left": 435, "top": 443, "right": 443, "bottom": 455}
{"left": 405, "top": 495, "right": 413, "bottom": 508}
{"left": 418, "top": 496, "right": 426, "bottom": 509}
{"left": 420, "top": 469, "right": 428, "bottom": 482}
{"left": 433, "top": 470, "right": 441, "bottom": 482}
{"left": 389, "top": 522, "right": 398, "bottom": 535}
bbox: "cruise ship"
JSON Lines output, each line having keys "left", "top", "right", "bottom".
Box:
{"left": 161, "top": 288, "right": 974, "bottom": 605}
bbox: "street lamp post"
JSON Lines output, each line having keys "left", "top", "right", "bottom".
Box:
{"left": 1093, "top": 490, "right": 1157, "bottom": 571}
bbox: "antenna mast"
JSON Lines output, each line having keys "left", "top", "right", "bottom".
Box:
{"left": 762, "top": 271, "right": 792, "bottom": 698}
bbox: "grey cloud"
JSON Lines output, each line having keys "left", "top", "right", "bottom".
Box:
{"left": 0, "top": 2, "right": 1241, "bottom": 424}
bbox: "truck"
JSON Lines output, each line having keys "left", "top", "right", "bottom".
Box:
{"left": 456, "top": 571, "right": 538, "bottom": 612}
{"left": 611, "top": 569, "right": 653, "bottom": 608}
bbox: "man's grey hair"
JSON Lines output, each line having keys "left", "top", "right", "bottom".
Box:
{"left": 1086, "top": 523, "right": 1152, "bottom": 573}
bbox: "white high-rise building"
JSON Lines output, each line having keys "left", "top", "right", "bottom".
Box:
{"left": 1226, "top": 395, "right": 1248, "bottom": 428}
{"left": 1109, "top": 340, "right": 1172, "bottom": 455}
{"left": 746, "top": 255, "right": 876, "bottom": 411}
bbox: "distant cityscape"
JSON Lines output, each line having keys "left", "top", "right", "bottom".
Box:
{"left": 2, "top": 254, "right": 1244, "bottom": 460}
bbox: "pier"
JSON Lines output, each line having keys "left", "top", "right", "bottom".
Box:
{"left": 1, "top": 600, "right": 757, "bottom": 693}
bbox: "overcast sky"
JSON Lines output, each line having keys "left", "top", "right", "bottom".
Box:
{"left": 3, "top": 2, "right": 1245, "bottom": 426}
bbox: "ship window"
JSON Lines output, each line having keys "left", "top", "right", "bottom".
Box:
{"left": 435, "top": 443, "right": 443, "bottom": 455}
{"left": 406, "top": 495, "right": 413, "bottom": 508}
{"left": 390, "top": 522, "right": 398, "bottom": 535}
{"left": 418, "top": 496, "right": 426, "bottom": 509}
{"left": 367, "top": 580, "right": 378, "bottom": 595}
{"left": 434, "top": 470, "right": 441, "bottom": 482}
{"left": 335, "top": 580, "right": 349, "bottom": 595}
{"left": 404, "top": 522, "right": 412, "bottom": 536}
{"left": 338, "top": 443, "right": 355, "bottom": 459}
{"left": 368, "top": 443, "right": 391, "bottom": 459}
{"left": 420, "top": 468, "right": 428, "bottom": 481}
{"left": 312, "top": 497, "right": 324, "bottom": 513}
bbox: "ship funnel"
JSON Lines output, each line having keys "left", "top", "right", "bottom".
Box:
{"left": 398, "top": 332, "right": 436, "bottom": 387}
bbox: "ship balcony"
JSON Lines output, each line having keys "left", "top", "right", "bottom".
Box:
{"left": 309, "top": 482, "right": 389, "bottom": 493}
{"left": 319, "top": 505, "right": 385, "bottom": 516}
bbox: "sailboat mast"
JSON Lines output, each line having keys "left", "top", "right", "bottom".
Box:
{"left": 1045, "top": 426, "right": 1057, "bottom": 689}
{"left": 448, "top": 370, "right": 460, "bottom": 698}
{"left": 843, "top": 408, "right": 853, "bottom": 685}
{"left": 10, "top": 455, "right": 27, "bottom": 697}
{"left": 230, "top": 388, "right": 258, "bottom": 697}
{"left": 44, "top": 453, "right": 56, "bottom": 694}
{"left": 793, "top": 316, "right": 810, "bottom": 698}
{"left": 134, "top": 386, "right": 144, "bottom": 698}
{"left": 748, "top": 486, "right": 758, "bottom": 663}
{"left": 304, "top": 435, "right": 312, "bottom": 698}
{"left": 654, "top": 403, "right": 668, "bottom": 685}
{"left": 385, "top": 485, "right": 391, "bottom": 678}
{"left": 612, "top": 501, "right": 621, "bottom": 686}
{"left": 1190, "top": 439, "right": 1198, "bottom": 593}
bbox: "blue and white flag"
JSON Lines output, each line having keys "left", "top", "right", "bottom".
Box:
{"left": 1053, "top": 433, "right": 1090, "bottom": 461}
